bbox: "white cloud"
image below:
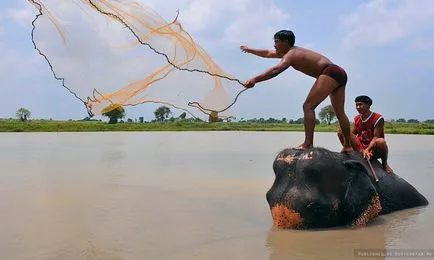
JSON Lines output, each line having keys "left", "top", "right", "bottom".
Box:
{"left": 0, "top": 44, "right": 44, "bottom": 88}
{"left": 180, "top": 0, "right": 237, "bottom": 32}
{"left": 412, "top": 36, "right": 434, "bottom": 51}
{"left": 7, "top": 6, "right": 35, "bottom": 27}
{"left": 147, "top": 0, "right": 289, "bottom": 47}
{"left": 223, "top": 1, "right": 289, "bottom": 46}
{"left": 341, "top": 0, "right": 434, "bottom": 50}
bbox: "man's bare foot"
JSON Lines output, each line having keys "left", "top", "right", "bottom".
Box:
{"left": 295, "top": 143, "right": 312, "bottom": 150}
{"left": 341, "top": 146, "right": 354, "bottom": 154}
{"left": 383, "top": 164, "right": 394, "bottom": 174}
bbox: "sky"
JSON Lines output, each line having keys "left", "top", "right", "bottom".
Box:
{"left": 0, "top": 0, "right": 433, "bottom": 122}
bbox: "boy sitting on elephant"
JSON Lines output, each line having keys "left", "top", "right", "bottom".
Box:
{"left": 338, "top": 95, "right": 393, "bottom": 174}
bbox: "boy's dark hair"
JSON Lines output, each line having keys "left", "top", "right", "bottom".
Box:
{"left": 355, "top": 95, "right": 373, "bottom": 105}
{"left": 274, "top": 30, "right": 295, "bottom": 46}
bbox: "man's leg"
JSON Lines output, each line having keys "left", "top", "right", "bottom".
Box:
{"left": 337, "top": 129, "right": 362, "bottom": 152}
{"left": 337, "top": 129, "right": 345, "bottom": 144}
{"left": 372, "top": 138, "right": 393, "bottom": 173}
{"left": 298, "top": 75, "right": 338, "bottom": 149}
{"left": 330, "top": 85, "right": 353, "bottom": 153}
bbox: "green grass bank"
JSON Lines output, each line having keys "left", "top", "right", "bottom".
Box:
{"left": 1, "top": 119, "right": 433, "bottom": 135}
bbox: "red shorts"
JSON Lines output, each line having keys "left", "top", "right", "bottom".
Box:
{"left": 320, "top": 64, "right": 348, "bottom": 87}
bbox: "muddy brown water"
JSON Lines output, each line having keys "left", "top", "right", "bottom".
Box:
{"left": 0, "top": 132, "right": 432, "bottom": 260}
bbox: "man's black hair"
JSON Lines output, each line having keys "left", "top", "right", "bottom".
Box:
{"left": 274, "top": 30, "right": 295, "bottom": 46}
{"left": 355, "top": 95, "right": 373, "bottom": 105}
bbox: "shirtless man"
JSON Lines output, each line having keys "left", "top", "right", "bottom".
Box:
{"left": 338, "top": 95, "right": 394, "bottom": 173}
{"left": 241, "top": 30, "right": 353, "bottom": 152}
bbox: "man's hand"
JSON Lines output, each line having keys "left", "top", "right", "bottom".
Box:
{"left": 240, "top": 45, "right": 250, "bottom": 53}
{"left": 363, "top": 149, "right": 373, "bottom": 160}
{"left": 244, "top": 78, "right": 256, "bottom": 89}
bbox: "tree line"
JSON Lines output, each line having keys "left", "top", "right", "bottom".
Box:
{"left": 13, "top": 105, "right": 434, "bottom": 125}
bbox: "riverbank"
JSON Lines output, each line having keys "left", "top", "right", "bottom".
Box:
{"left": 1, "top": 119, "right": 433, "bottom": 134}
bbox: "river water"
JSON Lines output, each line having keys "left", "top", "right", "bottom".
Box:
{"left": 0, "top": 132, "right": 432, "bottom": 260}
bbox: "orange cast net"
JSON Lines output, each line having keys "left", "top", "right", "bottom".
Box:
{"left": 28, "top": 0, "right": 246, "bottom": 120}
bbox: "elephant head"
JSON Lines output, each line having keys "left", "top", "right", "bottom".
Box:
{"left": 266, "top": 147, "right": 382, "bottom": 229}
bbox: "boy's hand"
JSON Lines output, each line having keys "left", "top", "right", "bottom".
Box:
{"left": 363, "top": 149, "right": 373, "bottom": 160}
{"left": 244, "top": 78, "right": 256, "bottom": 88}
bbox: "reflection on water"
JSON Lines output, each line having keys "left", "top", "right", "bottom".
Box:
{"left": 266, "top": 208, "right": 427, "bottom": 260}
{"left": 266, "top": 227, "right": 387, "bottom": 260}
{"left": 0, "top": 132, "right": 432, "bottom": 260}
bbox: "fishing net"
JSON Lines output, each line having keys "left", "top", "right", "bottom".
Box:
{"left": 28, "top": 0, "right": 246, "bottom": 121}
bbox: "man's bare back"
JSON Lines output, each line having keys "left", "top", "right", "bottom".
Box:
{"left": 284, "top": 47, "right": 333, "bottom": 78}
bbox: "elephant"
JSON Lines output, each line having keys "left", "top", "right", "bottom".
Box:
{"left": 266, "top": 147, "right": 429, "bottom": 229}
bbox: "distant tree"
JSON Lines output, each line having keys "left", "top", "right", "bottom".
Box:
{"left": 396, "top": 118, "right": 406, "bottom": 123}
{"left": 101, "top": 104, "right": 125, "bottom": 124}
{"left": 318, "top": 105, "right": 336, "bottom": 125}
{"left": 154, "top": 106, "right": 171, "bottom": 121}
{"left": 139, "top": 116, "right": 144, "bottom": 123}
{"left": 16, "top": 108, "right": 31, "bottom": 121}
{"left": 179, "top": 112, "right": 187, "bottom": 119}
{"left": 266, "top": 117, "right": 279, "bottom": 123}
{"left": 294, "top": 117, "right": 304, "bottom": 124}
{"left": 424, "top": 119, "right": 434, "bottom": 124}
{"left": 315, "top": 119, "right": 321, "bottom": 125}
{"left": 282, "top": 117, "right": 287, "bottom": 123}
{"left": 407, "top": 119, "right": 420, "bottom": 124}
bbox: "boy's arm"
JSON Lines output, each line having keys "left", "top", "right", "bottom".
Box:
{"left": 364, "top": 118, "right": 385, "bottom": 157}
{"left": 240, "top": 45, "right": 281, "bottom": 58}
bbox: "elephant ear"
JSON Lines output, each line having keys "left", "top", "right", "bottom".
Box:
{"left": 342, "top": 160, "right": 368, "bottom": 201}
{"left": 341, "top": 159, "right": 379, "bottom": 225}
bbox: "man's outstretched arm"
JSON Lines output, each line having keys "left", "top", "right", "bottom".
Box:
{"left": 244, "top": 54, "right": 292, "bottom": 88}
{"left": 240, "top": 45, "right": 281, "bottom": 58}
